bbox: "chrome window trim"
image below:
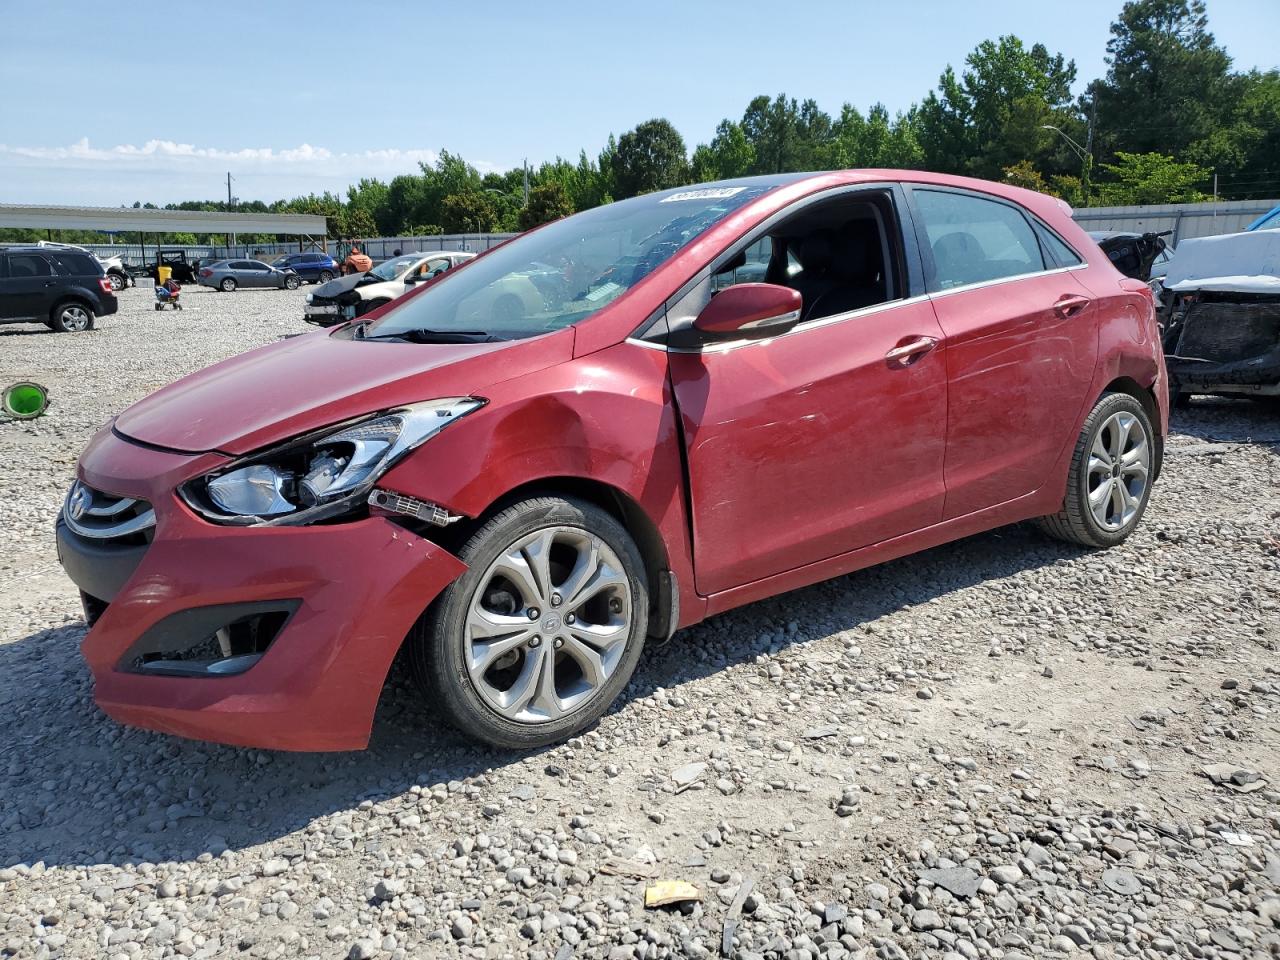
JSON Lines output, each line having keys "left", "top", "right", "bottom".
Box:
{"left": 658, "top": 294, "right": 931, "bottom": 355}
{"left": 927, "top": 262, "right": 1088, "bottom": 300}
{"left": 639, "top": 262, "right": 1089, "bottom": 355}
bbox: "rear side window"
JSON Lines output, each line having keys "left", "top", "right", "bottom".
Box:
{"left": 49, "top": 252, "right": 101, "bottom": 276}
{"left": 230, "top": 260, "right": 255, "bottom": 270}
{"left": 1035, "top": 224, "right": 1083, "bottom": 267}
{"left": 7, "top": 254, "right": 53, "bottom": 278}
{"left": 914, "top": 189, "right": 1045, "bottom": 290}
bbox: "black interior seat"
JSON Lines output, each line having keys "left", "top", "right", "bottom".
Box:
{"left": 791, "top": 231, "right": 839, "bottom": 321}
{"left": 931, "top": 231, "right": 984, "bottom": 286}
{"left": 807, "top": 220, "right": 886, "bottom": 319}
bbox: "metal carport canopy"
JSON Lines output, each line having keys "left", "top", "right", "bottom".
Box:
{"left": 0, "top": 203, "right": 326, "bottom": 235}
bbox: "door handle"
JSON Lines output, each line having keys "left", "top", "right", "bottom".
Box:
{"left": 885, "top": 336, "right": 938, "bottom": 365}
{"left": 1054, "top": 294, "right": 1091, "bottom": 318}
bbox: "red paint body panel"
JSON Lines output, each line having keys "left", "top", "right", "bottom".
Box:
{"left": 60, "top": 169, "right": 1171, "bottom": 751}
{"left": 75, "top": 426, "right": 466, "bottom": 751}
{"left": 114, "top": 327, "right": 573, "bottom": 455}
{"left": 930, "top": 271, "right": 1099, "bottom": 518}
{"left": 379, "top": 342, "right": 705, "bottom": 627}
{"left": 668, "top": 299, "right": 948, "bottom": 595}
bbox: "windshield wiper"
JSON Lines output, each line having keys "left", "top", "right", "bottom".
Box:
{"left": 358, "top": 326, "right": 505, "bottom": 344}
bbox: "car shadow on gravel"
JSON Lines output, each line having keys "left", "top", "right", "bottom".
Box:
{"left": 0, "top": 520, "right": 1086, "bottom": 870}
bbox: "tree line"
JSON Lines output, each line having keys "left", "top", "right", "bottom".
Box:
{"left": 5, "top": 0, "right": 1276, "bottom": 247}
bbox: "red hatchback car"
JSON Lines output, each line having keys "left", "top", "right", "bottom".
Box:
{"left": 57, "top": 171, "right": 1167, "bottom": 751}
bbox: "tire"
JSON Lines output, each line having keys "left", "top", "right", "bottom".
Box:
{"left": 1037, "top": 392, "right": 1155, "bottom": 548}
{"left": 50, "top": 301, "right": 94, "bottom": 333}
{"left": 220, "top": 277, "right": 237, "bottom": 292}
{"left": 284, "top": 275, "right": 300, "bottom": 290}
{"left": 107, "top": 272, "right": 126, "bottom": 292}
{"left": 154, "top": 303, "right": 162, "bottom": 311}
{"left": 410, "top": 495, "right": 649, "bottom": 749}
{"left": 318, "top": 270, "right": 334, "bottom": 283}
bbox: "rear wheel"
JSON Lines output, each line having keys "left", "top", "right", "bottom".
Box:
{"left": 220, "top": 277, "right": 237, "bottom": 292}
{"left": 411, "top": 496, "right": 649, "bottom": 749}
{"left": 318, "top": 270, "right": 334, "bottom": 283}
{"left": 1037, "top": 392, "right": 1154, "bottom": 548}
{"left": 50, "top": 301, "right": 94, "bottom": 333}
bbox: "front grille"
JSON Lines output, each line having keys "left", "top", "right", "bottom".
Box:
{"left": 63, "top": 480, "right": 156, "bottom": 544}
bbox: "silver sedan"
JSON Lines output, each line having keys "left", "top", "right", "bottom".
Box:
{"left": 197, "top": 259, "right": 301, "bottom": 292}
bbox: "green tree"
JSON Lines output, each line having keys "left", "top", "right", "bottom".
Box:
{"left": 918, "top": 36, "right": 1079, "bottom": 180}
{"left": 1096, "top": 151, "right": 1209, "bottom": 204}
{"left": 1092, "top": 0, "right": 1233, "bottom": 160}
{"left": 611, "top": 119, "right": 690, "bottom": 198}
{"left": 828, "top": 103, "right": 924, "bottom": 169}
{"left": 440, "top": 191, "right": 499, "bottom": 233}
{"left": 519, "top": 182, "right": 575, "bottom": 230}
{"left": 691, "top": 120, "right": 756, "bottom": 181}
{"left": 1002, "top": 160, "right": 1050, "bottom": 192}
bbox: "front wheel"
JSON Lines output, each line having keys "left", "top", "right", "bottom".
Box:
{"left": 220, "top": 277, "right": 237, "bottom": 292}
{"left": 1037, "top": 392, "right": 1155, "bottom": 548}
{"left": 51, "top": 302, "right": 94, "bottom": 333}
{"left": 411, "top": 496, "right": 649, "bottom": 749}
{"left": 284, "top": 275, "right": 300, "bottom": 290}
{"left": 107, "top": 272, "right": 126, "bottom": 292}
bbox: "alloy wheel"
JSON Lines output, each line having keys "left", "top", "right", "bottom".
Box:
{"left": 1086, "top": 410, "right": 1150, "bottom": 531}
{"left": 60, "top": 305, "right": 91, "bottom": 331}
{"left": 465, "top": 526, "right": 632, "bottom": 724}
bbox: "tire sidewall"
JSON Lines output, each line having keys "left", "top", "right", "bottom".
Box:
{"left": 221, "top": 278, "right": 236, "bottom": 292}
{"left": 52, "top": 302, "right": 94, "bottom": 333}
{"left": 1070, "top": 393, "right": 1155, "bottom": 547}
{"left": 418, "top": 497, "right": 649, "bottom": 748}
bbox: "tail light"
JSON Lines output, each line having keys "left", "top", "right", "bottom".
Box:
{"left": 199, "top": 269, "right": 212, "bottom": 277}
{"left": 98, "top": 278, "right": 113, "bottom": 293}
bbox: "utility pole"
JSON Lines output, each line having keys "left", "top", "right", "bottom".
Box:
{"left": 1082, "top": 96, "right": 1097, "bottom": 207}
{"left": 227, "top": 172, "right": 236, "bottom": 249}
{"left": 523, "top": 158, "right": 529, "bottom": 207}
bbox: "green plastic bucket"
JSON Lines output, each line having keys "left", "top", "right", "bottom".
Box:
{"left": 2, "top": 382, "right": 50, "bottom": 419}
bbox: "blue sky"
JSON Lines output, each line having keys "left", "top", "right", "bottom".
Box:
{"left": 1, "top": 0, "right": 1275, "bottom": 206}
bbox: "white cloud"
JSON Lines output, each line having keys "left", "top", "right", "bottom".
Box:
{"left": 0, "top": 137, "right": 451, "bottom": 177}
{"left": 0, "top": 137, "right": 505, "bottom": 205}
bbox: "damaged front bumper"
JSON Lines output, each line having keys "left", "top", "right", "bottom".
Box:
{"left": 1163, "top": 292, "right": 1280, "bottom": 397}
{"left": 59, "top": 426, "right": 467, "bottom": 751}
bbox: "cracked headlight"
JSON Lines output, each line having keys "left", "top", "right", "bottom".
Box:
{"left": 181, "top": 397, "right": 483, "bottom": 526}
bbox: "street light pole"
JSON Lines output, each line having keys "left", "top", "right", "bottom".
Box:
{"left": 1040, "top": 124, "right": 1093, "bottom": 206}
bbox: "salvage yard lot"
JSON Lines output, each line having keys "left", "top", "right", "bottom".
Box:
{"left": 0, "top": 284, "right": 1278, "bottom": 959}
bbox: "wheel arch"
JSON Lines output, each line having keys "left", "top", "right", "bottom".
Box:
{"left": 48, "top": 295, "right": 95, "bottom": 323}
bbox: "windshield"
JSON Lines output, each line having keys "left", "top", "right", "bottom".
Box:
{"left": 364, "top": 184, "right": 772, "bottom": 340}
{"left": 369, "top": 256, "right": 418, "bottom": 281}
{"left": 272, "top": 257, "right": 290, "bottom": 267}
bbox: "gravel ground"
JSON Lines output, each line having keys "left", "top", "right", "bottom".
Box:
{"left": 1, "top": 284, "right": 1278, "bottom": 960}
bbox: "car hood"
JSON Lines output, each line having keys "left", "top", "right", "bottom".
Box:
{"left": 313, "top": 272, "right": 378, "bottom": 297}
{"left": 113, "top": 326, "right": 574, "bottom": 455}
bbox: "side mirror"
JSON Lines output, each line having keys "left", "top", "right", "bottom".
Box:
{"left": 693, "top": 283, "right": 802, "bottom": 340}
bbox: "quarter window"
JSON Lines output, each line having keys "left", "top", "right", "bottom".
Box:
{"left": 1035, "top": 224, "right": 1083, "bottom": 267}
{"left": 914, "top": 189, "right": 1045, "bottom": 290}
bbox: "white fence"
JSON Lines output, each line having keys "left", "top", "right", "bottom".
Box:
{"left": 1071, "top": 199, "right": 1277, "bottom": 244}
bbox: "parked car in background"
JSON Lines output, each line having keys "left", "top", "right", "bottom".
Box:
{"left": 1158, "top": 228, "right": 1280, "bottom": 404}
{"left": 0, "top": 245, "right": 117, "bottom": 332}
{"left": 198, "top": 259, "right": 302, "bottom": 292}
{"left": 148, "top": 250, "right": 199, "bottom": 285}
{"left": 34, "top": 241, "right": 132, "bottom": 291}
{"left": 303, "top": 251, "right": 474, "bottom": 325}
{"left": 272, "top": 251, "right": 339, "bottom": 284}
{"left": 58, "top": 171, "right": 1168, "bottom": 752}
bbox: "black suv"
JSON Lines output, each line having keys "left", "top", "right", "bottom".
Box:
{"left": 0, "top": 247, "right": 118, "bottom": 332}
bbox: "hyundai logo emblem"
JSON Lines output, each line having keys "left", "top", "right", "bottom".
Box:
{"left": 68, "top": 484, "right": 92, "bottom": 521}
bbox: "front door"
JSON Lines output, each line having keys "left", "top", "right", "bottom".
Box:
{"left": 667, "top": 192, "right": 948, "bottom": 597}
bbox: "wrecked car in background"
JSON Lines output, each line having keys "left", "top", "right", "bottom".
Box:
{"left": 1088, "top": 230, "right": 1173, "bottom": 293}
{"left": 1160, "top": 229, "right": 1280, "bottom": 403}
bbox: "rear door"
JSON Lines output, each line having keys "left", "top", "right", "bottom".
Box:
{"left": 667, "top": 187, "right": 948, "bottom": 596}
{"left": 906, "top": 185, "right": 1098, "bottom": 519}
{"left": 0, "top": 253, "right": 57, "bottom": 319}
